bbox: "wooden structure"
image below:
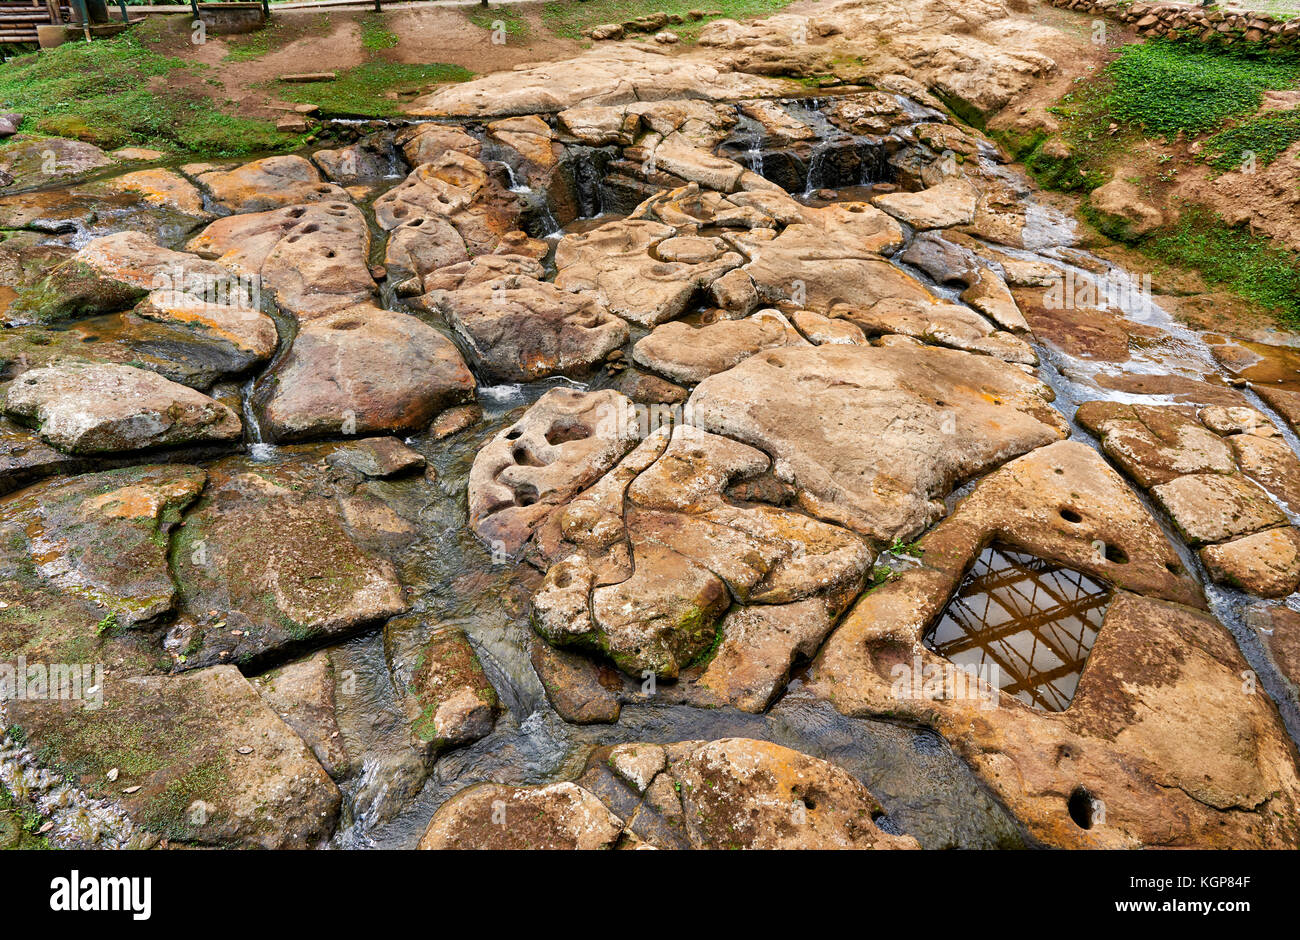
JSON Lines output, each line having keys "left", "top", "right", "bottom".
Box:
{"left": 0, "top": 0, "right": 75, "bottom": 43}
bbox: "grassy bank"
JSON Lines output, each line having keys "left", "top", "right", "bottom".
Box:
{"left": 0, "top": 20, "right": 298, "bottom": 155}
{"left": 540, "top": 0, "right": 798, "bottom": 42}
{"left": 1131, "top": 208, "right": 1300, "bottom": 325}
{"left": 996, "top": 39, "right": 1300, "bottom": 327}
{"left": 264, "top": 61, "right": 472, "bottom": 116}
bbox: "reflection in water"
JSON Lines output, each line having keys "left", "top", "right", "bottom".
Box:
{"left": 925, "top": 546, "right": 1111, "bottom": 712}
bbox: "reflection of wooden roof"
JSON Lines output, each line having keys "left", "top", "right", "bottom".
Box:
{"left": 927, "top": 546, "right": 1111, "bottom": 712}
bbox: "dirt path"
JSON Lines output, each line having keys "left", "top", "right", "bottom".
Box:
{"left": 141, "top": 3, "right": 584, "bottom": 120}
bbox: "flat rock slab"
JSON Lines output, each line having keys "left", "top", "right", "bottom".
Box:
{"left": 1202, "top": 527, "right": 1300, "bottom": 597}
{"left": 1076, "top": 401, "right": 1236, "bottom": 488}
{"left": 833, "top": 298, "right": 1034, "bottom": 364}
{"left": 7, "top": 231, "right": 231, "bottom": 325}
{"left": 252, "top": 650, "right": 350, "bottom": 779}
{"left": 194, "top": 155, "right": 348, "bottom": 214}
{"left": 418, "top": 738, "right": 917, "bottom": 850}
{"left": 7, "top": 665, "right": 339, "bottom": 848}
{"left": 325, "top": 437, "right": 426, "bottom": 479}
{"left": 469, "top": 388, "right": 641, "bottom": 556}
{"left": 555, "top": 219, "right": 743, "bottom": 328}
{"left": 405, "top": 46, "right": 791, "bottom": 118}
{"left": 0, "top": 137, "right": 114, "bottom": 189}
{"left": 258, "top": 304, "right": 475, "bottom": 442}
{"left": 632, "top": 309, "right": 808, "bottom": 384}
{"left": 5, "top": 360, "right": 241, "bottom": 455}
{"left": 187, "top": 201, "right": 376, "bottom": 320}
{"left": 373, "top": 151, "right": 522, "bottom": 272}
{"left": 688, "top": 343, "right": 1068, "bottom": 541}
{"left": 0, "top": 464, "right": 205, "bottom": 626}
{"left": 873, "top": 178, "right": 977, "bottom": 230}
{"left": 426, "top": 275, "right": 628, "bottom": 383}
{"left": 418, "top": 781, "right": 625, "bottom": 849}
{"left": 812, "top": 442, "right": 1300, "bottom": 848}
{"left": 401, "top": 626, "right": 499, "bottom": 752}
{"left": 532, "top": 426, "right": 874, "bottom": 682}
{"left": 169, "top": 458, "right": 409, "bottom": 671}
{"left": 1, "top": 297, "right": 277, "bottom": 392}
{"left": 1150, "top": 472, "right": 1287, "bottom": 546}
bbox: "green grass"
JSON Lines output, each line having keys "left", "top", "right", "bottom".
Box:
{"left": 1138, "top": 208, "right": 1300, "bottom": 325}
{"left": 0, "top": 23, "right": 298, "bottom": 155}
{"left": 997, "top": 73, "right": 1118, "bottom": 193}
{"left": 1104, "top": 40, "right": 1300, "bottom": 138}
{"left": 360, "top": 12, "right": 400, "bottom": 50}
{"left": 1203, "top": 107, "right": 1300, "bottom": 172}
{"left": 264, "top": 60, "right": 472, "bottom": 117}
{"left": 464, "top": 4, "right": 531, "bottom": 41}
{"left": 223, "top": 20, "right": 284, "bottom": 62}
{"left": 540, "top": 0, "right": 799, "bottom": 42}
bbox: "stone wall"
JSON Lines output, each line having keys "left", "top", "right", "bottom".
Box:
{"left": 1047, "top": 0, "right": 1300, "bottom": 48}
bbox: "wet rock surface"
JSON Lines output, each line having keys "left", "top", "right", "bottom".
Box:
{"left": 5, "top": 360, "right": 242, "bottom": 455}
{"left": 418, "top": 737, "right": 917, "bottom": 849}
{"left": 256, "top": 304, "right": 475, "bottom": 442}
{"left": 3, "top": 34, "right": 1300, "bottom": 852}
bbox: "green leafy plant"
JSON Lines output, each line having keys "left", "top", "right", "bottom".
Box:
{"left": 1104, "top": 40, "right": 1300, "bottom": 138}
{"left": 1139, "top": 208, "right": 1300, "bottom": 326}
{"left": 1203, "top": 107, "right": 1300, "bottom": 172}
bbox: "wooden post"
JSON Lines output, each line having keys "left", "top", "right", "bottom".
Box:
{"left": 70, "top": 0, "right": 90, "bottom": 40}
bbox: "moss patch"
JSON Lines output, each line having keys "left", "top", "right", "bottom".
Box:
{"left": 1134, "top": 207, "right": 1300, "bottom": 326}
{"left": 0, "top": 781, "right": 49, "bottom": 850}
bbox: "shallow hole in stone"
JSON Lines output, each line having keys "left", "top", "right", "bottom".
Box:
{"left": 545, "top": 422, "right": 591, "bottom": 446}
{"left": 924, "top": 544, "right": 1111, "bottom": 712}
{"left": 511, "top": 446, "right": 545, "bottom": 467}
{"left": 1102, "top": 544, "right": 1129, "bottom": 565}
{"left": 1068, "top": 786, "right": 1097, "bottom": 830}
{"left": 1059, "top": 507, "right": 1083, "bottom": 524}
{"left": 513, "top": 482, "right": 539, "bottom": 506}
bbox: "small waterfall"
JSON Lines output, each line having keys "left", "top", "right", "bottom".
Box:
{"left": 802, "top": 143, "right": 833, "bottom": 195}
{"left": 570, "top": 148, "right": 606, "bottom": 219}
{"left": 501, "top": 162, "right": 530, "bottom": 194}
{"left": 857, "top": 141, "right": 890, "bottom": 186}
{"left": 744, "top": 133, "right": 765, "bottom": 178}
